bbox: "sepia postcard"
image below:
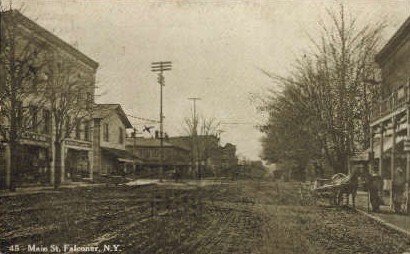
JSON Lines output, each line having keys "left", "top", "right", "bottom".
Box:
{"left": 0, "top": 0, "right": 409, "bottom": 253}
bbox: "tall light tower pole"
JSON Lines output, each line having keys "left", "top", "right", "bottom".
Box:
{"left": 188, "top": 97, "right": 201, "bottom": 179}
{"left": 151, "top": 61, "right": 172, "bottom": 182}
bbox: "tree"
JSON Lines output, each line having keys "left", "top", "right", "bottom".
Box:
{"left": 257, "top": 5, "right": 385, "bottom": 177}
{"left": 43, "top": 55, "right": 93, "bottom": 187}
{"left": 183, "top": 115, "right": 223, "bottom": 177}
{"left": 0, "top": 7, "right": 49, "bottom": 190}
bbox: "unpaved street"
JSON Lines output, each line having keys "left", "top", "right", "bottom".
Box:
{"left": 1, "top": 180, "right": 410, "bottom": 253}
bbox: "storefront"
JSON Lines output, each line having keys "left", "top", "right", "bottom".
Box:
{"left": 15, "top": 132, "right": 51, "bottom": 186}
{"left": 66, "top": 149, "right": 90, "bottom": 180}
{"left": 101, "top": 147, "right": 139, "bottom": 175}
{"left": 15, "top": 145, "right": 50, "bottom": 186}
{"left": 64, "top": 139, "right": 93, "bottom": 181}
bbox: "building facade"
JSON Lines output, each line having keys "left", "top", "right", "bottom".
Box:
{"left": 369, "top": 16, "right": 410, "bottom": 210}
{"left": 0, "top": 11, "right": 98, "bottom": 188}
{"left": 168, "top": 135, "right": 238, "bottom": 177}
{"left": 219, "top": 143, "right": 238, "bottom": 175}
{"left": 93, "top": 104, "right": 138, "bottom": 175}
{"left": 126, "top": 137, "right": 191, "bottom": 177}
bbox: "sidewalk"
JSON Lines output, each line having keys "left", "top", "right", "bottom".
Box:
{"left": 0, "top": 179, "right": 155, "bottom": 197}
{"left": 0, "top": 178, "right": 226, "bottom": 197}
{"left": 0, "top": 182, "right": 107, "bottom": 197}
{"left": 356, "top": 191, "right": 410, "bottom": 235}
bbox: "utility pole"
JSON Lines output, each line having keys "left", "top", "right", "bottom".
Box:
{"left": 151, "top": 61, "right": 172, "bottom": 182}
{"left": 188, "top": 97, "right": 201, "bottom": 179}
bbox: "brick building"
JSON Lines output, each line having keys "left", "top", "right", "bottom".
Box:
{"left": 0, "top": 11, "right": 98, "bottom": 188}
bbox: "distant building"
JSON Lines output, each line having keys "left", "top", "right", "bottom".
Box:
{"left": 125, "top": 136, "right": 191, "bottom": 177}
{"left": 219, "top": 143, "right": 238, "bottom": 175}
{"left": 93, "top": 104, "right": 139, "bottom": 175}
{"left": 167, "top": 135, "right": 238, "bottom": 177}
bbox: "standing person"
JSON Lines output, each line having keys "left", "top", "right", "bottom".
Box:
{"left": 393, "top": 166, "right": 406, "bottom": 213}
{"left": 365, "top": 170, "right": 381, "bottom": 212}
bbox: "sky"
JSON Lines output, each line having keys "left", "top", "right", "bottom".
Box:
{"left": 8, "top": 0, "right": 409, "bottom": 160}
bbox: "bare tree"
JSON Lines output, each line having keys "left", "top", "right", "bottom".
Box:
{"left": 183, "top": 115, "right": 223, "bottom": 177}
{"left": 43, "top": 55, "right": 93, "bottom": 188}
{"left": 257, "top": 4, "right": 385, "bottom": 176}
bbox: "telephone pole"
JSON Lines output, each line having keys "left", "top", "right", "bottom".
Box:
{"left": 151, "top": 61, "right": 172, "bottom": 182}
{"left": 188, "top": 97, "right": 201, "bottom": 179}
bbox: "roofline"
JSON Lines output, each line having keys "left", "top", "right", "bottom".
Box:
{"left": 6, "top": 10, "right": 99, "bottom": 70}
{"left": 115, "top": 105, "right": 133, "bottom": 129}
{"left": 93, "top": 104, "right": 133, "bottom": 128}
{"left": 125, "top": 141, "right": 190, "bottom": 151}
{"left": 375, "top": 16, "right": 410, "bottom": 65}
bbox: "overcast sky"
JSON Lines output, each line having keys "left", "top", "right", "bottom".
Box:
{"left": 9, "top": 0, "right": 409, "bottom": 160}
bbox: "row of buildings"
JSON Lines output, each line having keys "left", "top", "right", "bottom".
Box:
{"left": 0, "top": 11, "right": 237, "bottom": 188}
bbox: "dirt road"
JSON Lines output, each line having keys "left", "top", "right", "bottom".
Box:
{"left": 1, "top": 180, "right": 410, "bottom": 253}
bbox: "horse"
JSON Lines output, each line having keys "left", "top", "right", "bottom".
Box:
{"left": 335, "top": 168, "right": 360, "bottom": 208}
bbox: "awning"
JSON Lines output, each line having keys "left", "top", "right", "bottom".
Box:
{"left": 351, "top": 136, "right": 406, "bottom": 161}
{"left": 373, "top": 136, "right": 405, "bottom": 159}
{"left": 101, "top": 147, "right": 143, "bottom": 164}
{"left": 118, "top": 158, "right": 134, "bottom": 163}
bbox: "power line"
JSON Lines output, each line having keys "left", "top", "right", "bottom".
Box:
{"left": 126, "top": 114, "right": 159, "bottom": 123}
{"left": 220, "top": 122, "right": 254, "bottom": 125}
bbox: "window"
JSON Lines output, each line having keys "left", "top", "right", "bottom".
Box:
{"left": 30, "top": 106, "right": 38, "bottom": 131}
{"left": 75, "top": 121, "right": 81, "bottom": 140}
{"left": 118, "top": 127, "right": 124, "bottom": 144}
{"left": 84, "top": 121, "right": 90, "bottom": 141}
{"left": 86, "top": 92, "right": 93, "bottom": 110}
{"left": 103, "top": 123, "right": 109, "bottom": 142}
{"left": 43, "top": 109, "right": 50, "bottom": 134}
{"left": 65, "top": 116, "right": 71, "bottom": 138}
{"left": 16, "top": 101, "right": 23, "bottom": 128}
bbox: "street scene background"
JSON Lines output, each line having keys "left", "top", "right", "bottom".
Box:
{"left": 1, "top": 0, "right": 410, "bottom": 253}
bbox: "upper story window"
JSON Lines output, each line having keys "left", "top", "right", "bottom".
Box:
{"left": 65, "top": 116, "right": 71, "bottom": 138}
{"left": 86, "top": 92, "right": 93, "bottom": 110}
{"left": 118, "top": 127, "right": 124, "bottom": 144}
{"left": 103, "top": 123, "right": 109, "bottom": 142}
{"left": 43, "top": 109, "right": 51, "bottom": 134}
{"left": 29, "top": 106, "right": 38, "bottom": 131}
{"left": 75, "top": 120, "right": 81, "bottom": 140}
{"left": 84, "top": 121, "right": 90, "bottom": 141}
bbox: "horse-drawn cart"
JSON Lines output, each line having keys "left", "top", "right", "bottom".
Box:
{"left": 311, "top": 172, "right": 358, "bottom": 207}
